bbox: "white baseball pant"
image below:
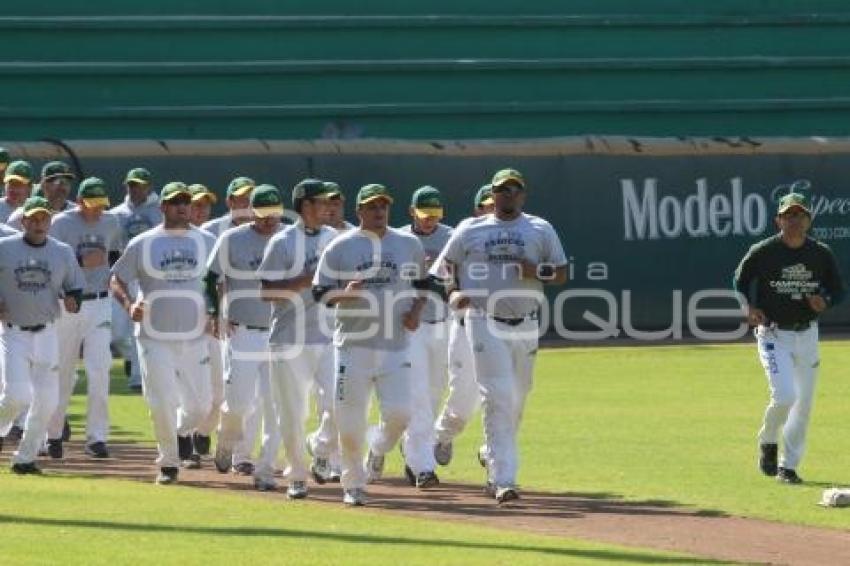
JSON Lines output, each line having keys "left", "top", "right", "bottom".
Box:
{"left": 465, "top": 312, "right": 538, "bottom": 487}
{"left": 402, "top": 320, "right": 449, "bottom": 474}
{"left": 336, "top": 345, "right": 411, "bottom": 490}
{"left": 755, "top": 324, "right": 819, "bottom": 470}
{"left": 256, "top": 343, "right": 335, "bottom": 483}
{"left": 137, "top": 337, "right": 212, "bottom": 468}
{"left": 434, "top": 313, "right": 480, "bottom": 445}
{"left": 196, "top": 334, "right": 224, "bottom": 437}
{"left": 0, "top": 322, "right": 60, "bottom": 464}
{"left": 218, "top": 325, "right": 270, "bottom": 463}
{"left": 48, "top": 298, "right": 112, "bottom": 444}
{"left": 255, "top": 366, "right": 282, "bottom": 472}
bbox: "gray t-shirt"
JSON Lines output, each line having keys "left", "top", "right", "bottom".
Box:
{"left": 260, "top": 222, "right": 337, "bottom": 346}
{"left": 0, "top": 199, "right": 21, "bottom": 224}
{"left": 49, "top": 209, "right": 122, "bottom": 295}
{"left": 111, "top": 225, "right": 214, "bottom": 340}
{"left": 432, "top": 213, "right": 568, "bottom": 319}
{"left": 7, "top": 200, "right": 76, "bottom": 231}
{"left": 0, "top": 223, "right": 18, "bottom": 237}
{"left": 313, "top": 227, "right": 426, "bottom": 351}
{"left": 0, "top": 234, "right": 86, "bottom": 326}
{"left": 110, "top": 194, "right": 163, "bottom": 249}
{"left": 202, "top": 213, "right": 247, "bottom": 239}
{"left": 400, "top": 223, "right": 453, "bottom": 322}
{"left": 207, "top": 222, "right": 281, "bottom": 328}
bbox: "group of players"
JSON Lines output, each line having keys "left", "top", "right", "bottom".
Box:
{"left": 0, "top": 147, "right": 568, "bottom": 506}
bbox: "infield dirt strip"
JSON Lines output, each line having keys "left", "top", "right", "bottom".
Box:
{"left": 12, "top": 442, "right": 850, "bottom": 565}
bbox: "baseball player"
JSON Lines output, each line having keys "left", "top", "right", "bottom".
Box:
{"left": 0, "top": 161, "right": 34, "bottom": 223}
{"left": 202, "top": 176, "right": 267, "bottom": 474}
{"left": 110, "top": 167, "right": 163, "bottom": 392}
{"left": 255, "top": 179, "right": 338, "bottom": 497}
{"left": 44, "top": 177, "right": 122, "bottom": 459}
{"left": 201, "top": 177, "right": 255, "bottom": 237}
{"left": 207, "top": 185, "right": 282, "bottom": 476}
{"left": 323, "top": 182, "right": 356, "bottom": 232}
{"left": 398, "top": 186, "right": 453, "bottom": 488}
{"left": 187, "top": 182, "right": 220, "bottom": 457}
{"left": 431, "top": 168, "right": 567, "bottom": 504}
{"left": 734, "top": 192, "right": 845, "bottom": 484}
{"left": 433, "top": 184, "right": 494, "bottom": 466}
{"left": 6, "top": 161, "right": 77, "bottom": 231}
{"left": 312, "top": 183, "right": 426, "bottom": 506}
{"left": 110, "top": 182, "right": 214, "bottom": 484}
{"left": 0, "top": 196, "right": 85, "bottom": 474}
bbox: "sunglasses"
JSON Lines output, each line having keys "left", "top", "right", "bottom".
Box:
{"left": 44, "top": 177, "right": 72, "bottom": 186}
{"left": 491, "top": 184, "right": 524, "bottom": 195}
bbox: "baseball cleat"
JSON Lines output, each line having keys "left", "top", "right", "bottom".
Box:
{"left": 193, "top": 434, "right": 211, "bottom": 456}
{"left": 177, "top": 435, "right": 193, "bottom": 462}
{"left": 85, "top": 441, "right": 110, "bottom": 459}
{"left": 416, "top": 471, "right": 440, "bottom": 489}
{"left": 155, "top": 467, "right": 179, "bottom": 485}
{"left": 214, "top": 440, "right": 233, "bottom": 473}
{"left": 181, "top": 454, "right": 202, "bottom": 469}
{"left": 233, "top": 462, "right": 255, "bottom": 476}
{"left": 343, "top": 488, "right": 366, "bottom": 506}
{"left": 434, "top": 441, "right": 453, "bottom": 466}
{"left": 403, "top": 465, "right": 416, "bottom": 486}
{"left": 11, "top": 461, "right": 42, "bottom": 475}
{"left": 495, "top": 486, "right": 520, "bottom": 504}
{"left": 253, "top": 476, "right": 277, "bottom": 492}
{"left": 329, "top": 466, "right": 342, "bottom": 483}
{"left": 311, "top": 457, "right": 331, "bottom": 485}
{"left": 287, "top": 481, "right": 308, "bottom": 500}
{"left": 365, "top": 450, "right": 385, "bottom": 483}
{"left": 776, "top": 467, "right": 803, "bottom": 484}
{"left": 47, "top": 438, "right": 64, "bottom": 459}
{"left": 758, "top": 443, "right": 778, "bottom": 476}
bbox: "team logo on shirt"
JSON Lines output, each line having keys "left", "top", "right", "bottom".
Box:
{"left": 484, "top": 230, "right": 525, "bottom": 263}
{"left": 771, "top": 263, "right": 818, "bottom": 300}
{"left": 76, "top": 233, "right": 107, "bottom": 256}
{"left": 158, "top": 248, "right": 199, "bottom": 281}
{"left": 14, "top": 258, "right": 51, "bottom": 293}
{"left": 356, "top": 254, "right": 398, "bottom": 287}
{"left": 126, "top": 214, "right": 154, "bottom": 239}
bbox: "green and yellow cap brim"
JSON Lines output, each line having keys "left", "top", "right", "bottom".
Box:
{"left": 413, "top": 207, "right": 444, "bottom": 219}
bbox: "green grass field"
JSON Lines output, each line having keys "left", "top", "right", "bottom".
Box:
{"left": 2, "top": 341, "right": 849, "bottom": 564}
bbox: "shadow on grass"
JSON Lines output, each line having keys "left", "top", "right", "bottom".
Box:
{"left": 0, "top": 514, "right": 726, "bottom": 564}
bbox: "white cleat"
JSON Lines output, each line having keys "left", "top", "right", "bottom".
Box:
{"left": 343, "top": 488, "right": 366, "bottom": 506}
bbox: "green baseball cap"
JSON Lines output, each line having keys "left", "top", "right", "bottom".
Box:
{"left": 77, "top": 177, "right": 111, "bottom": 208}
{"left": 226, "top": 176, "right": 255, "bottom": 198}
{"left": 356, "top": 183, "right": 393, "bottom": 207}
{"left": 124, "top": 167, "right": 152, "bottom": 186}
{"left": 251, "top": 184, "right": 284, "bottom": 218}
{"left": 777, "top": 192, "right": 811, "bottom": 216}
{"left": 491, "top": 168, "right": 526, "bottom": 190}
{"left": 411, "top": 185, "right": 444, "bottom": 220}
{"left": 160, "top": 181, "right": 192, "bottom": 202}
{"left": 41, "top": 160, "right": 75, "bottom": 181}
{"left": 292, "top": 178, "right": 336, "bottom": 206}
{"left": 323, "top": 181, "right": 343, "bottom": 199}
{"left": 22, "top": 195, "right": 52, "bottom": 218}
{"left": 4, "top": 160, "right": 33, "bottom": 184}
{"left": 474, "top": 184, "right": 494, "bottom": 208}
{"left": 189, "top": 183, "right": 218, "bottom": 204}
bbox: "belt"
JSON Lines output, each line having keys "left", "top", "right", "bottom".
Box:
{"left": 233, "top": 322, "right": 269, "bottom": 331}
{"left": 81, "top": 291, "right": 109, "bottom": 301}
{"left": 423, "top": 319, "right": 447, "bottom": 325}
{"left": 491, "top": 313, "right": 538, "bottom": 327}
{"left": 5, "top": 322, "right": 47, "bottom": 332}
{"left": 774, "top": 321, "right": 813, "bottom": 332}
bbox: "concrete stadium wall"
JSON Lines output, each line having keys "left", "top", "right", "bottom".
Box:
{"left": 3, "top": 136, "right": 849, "bottom": 334}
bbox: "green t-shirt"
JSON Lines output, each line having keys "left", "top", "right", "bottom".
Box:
{"left": 733, "top": 234, "right": 845, "bottom": 325}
